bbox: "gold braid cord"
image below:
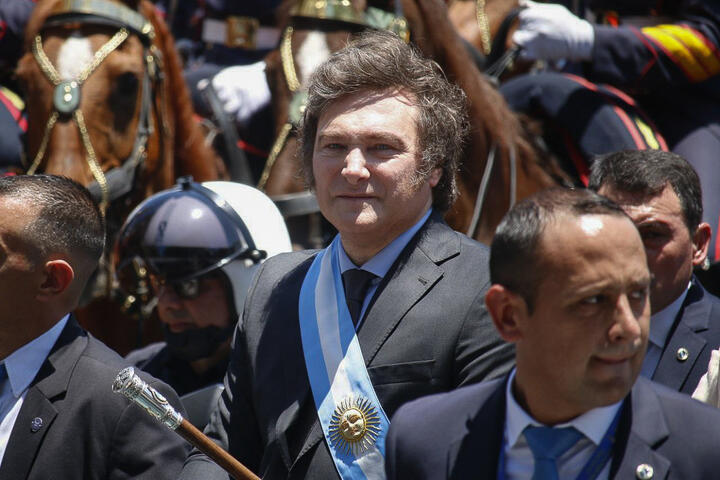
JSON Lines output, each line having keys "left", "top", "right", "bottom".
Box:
{"left": 476, "top": 0, "right": 492, "bottom": 55}
{"left": 258, "top": 122, "right": 293, "bottom": 190}
{"left": 29, "top": 28, "right": 130, "bottom": 212}
{"left": 262, "top": 26, "right": 301, "bottom": 191}
{"left": 280, "top": 27, "right": 301, "bottom": 93}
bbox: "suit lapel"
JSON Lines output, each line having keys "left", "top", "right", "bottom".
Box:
{"left": 447, "top": 379, "right": 506, "bottom": 479}
{"left": 358, "top": 216, "right": 460, "bottom": 365}
{"left": 0, "top": 389, "right": 58, "bottom": 479}
{"left": 653, "top": 281, "right": 711, "bottom": 390}
{"left": 612, "top": 379, "right": 671, "bottom": 479}
{"left": 0, "top": 319, "right": 86, "bottom": 479}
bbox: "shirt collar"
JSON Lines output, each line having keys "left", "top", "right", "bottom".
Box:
{"left": 2, "top": 314, "right": 69, "bottom": 398}
{"left": 338, "top": 208, "right": 432, "bottom": 278}
{"left": 648, "top": 281, "right": 691, "bottom": 348}
{"left": 505, "top": 369, "right": 623, "bottom": 447}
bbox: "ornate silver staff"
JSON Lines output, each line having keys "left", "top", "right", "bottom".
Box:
{"left": 112, "top": 367, "right": 259, "bottom": 480}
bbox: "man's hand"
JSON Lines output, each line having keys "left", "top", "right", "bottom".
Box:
{"left": 211, "top": 61, "right": 272, "bottom": 126}
{"left": 512, "top": 0, "right": 595, "bottom": 62}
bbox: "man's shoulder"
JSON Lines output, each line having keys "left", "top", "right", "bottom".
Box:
{"left": 636, "top": 376, "right": 720, "bottom": 419}
{"left": 393, "top": 378, "right": 503, "bottom": 427}
{"left": 418, "top": 216, "right": 489, "bottom": 264}
{"left": 633, "top": 377, "right": 720, "bottom": 444}
{"left": 256, "top": 250, "right": 318, "bottom": 282}
{"left": 78, "top": 336, "right": 174, "bottom": 390}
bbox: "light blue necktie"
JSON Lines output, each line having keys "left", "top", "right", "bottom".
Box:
{"left": 524, "top": 425, "right": 583, "bottom": 480}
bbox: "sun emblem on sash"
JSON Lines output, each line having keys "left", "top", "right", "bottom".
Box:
{"left": 328, "top": 396, "right": 381, "bottom": 454}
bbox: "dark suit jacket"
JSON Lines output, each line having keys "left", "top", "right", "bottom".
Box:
{"left": 180, "top": 214, "right": 515, "bottom": 479}
{"left": 652, "top": 278, "right": 720, "bottom": 394}
{"left": 386, "top": 376, "right": 720, "bottom": 479}
{"left": 0, "top": 317, "right": 188, "bottom": 480}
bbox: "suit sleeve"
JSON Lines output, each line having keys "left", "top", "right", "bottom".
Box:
{"left": 107, "top": 379, "right": 188, "bottom": 480}
{"left": 587, "top": 2, "right": 720, "bottom": 91}
{"left": 453, "top": 276, "right": 515, "bottom": 387}
{"left": 179, "top": 262, "right": 269, "bottom": 480}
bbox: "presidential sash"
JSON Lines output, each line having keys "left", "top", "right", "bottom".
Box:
{"left": 298, "top": 236, "right": 390, "bottom": 479}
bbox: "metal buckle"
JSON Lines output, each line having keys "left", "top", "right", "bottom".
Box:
{"left": 226, "top": 16, "right": 259, "bottom": 49}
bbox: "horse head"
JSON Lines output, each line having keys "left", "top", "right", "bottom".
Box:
{"left": 15, "top": 0, "right": 228, "bottom": 354}
{"left": 17, "top": 0, "right": 225, "bottom": 215}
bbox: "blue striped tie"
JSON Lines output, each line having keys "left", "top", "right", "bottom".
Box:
{"left": 524, "top": 425, "right": 583, "bottom": 480}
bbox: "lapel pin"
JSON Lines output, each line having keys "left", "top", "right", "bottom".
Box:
{"left": 30, "top": 417, "right": 43, "bottom": 433}
{"left": 636, "top": 463, "right": 654, "bottom": 479}
{"left": 676, "top": 347, "right": 689, "bottom": 362}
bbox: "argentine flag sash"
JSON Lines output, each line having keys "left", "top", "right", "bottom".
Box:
{"left": 298, "top": 236, "right": 390, "bottom": 479}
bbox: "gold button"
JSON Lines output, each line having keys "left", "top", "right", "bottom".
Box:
{"left": 676, "top": 348, "right": 689, "bottom": 362}
{"left": 636, "top": 463, "right": 654, "bottom": 479}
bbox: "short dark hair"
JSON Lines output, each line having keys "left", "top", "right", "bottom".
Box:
{"left": 490, "top": 187, "right": 628, "bottom": 311}
{"left": 588, "top": 150, "right": 702, "bottom": 232}
{"left": 0, "top": 175, "right": 105, "bottom": 265}
{"left": 298, "top": 29, "right": 470, "bottom": 212}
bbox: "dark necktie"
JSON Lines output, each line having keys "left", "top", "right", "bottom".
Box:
{"left": 524, "top": 425, "right": 583, "bottom": 480}
{"left": 342, "top": 269, "right": 377, "bottom": 327}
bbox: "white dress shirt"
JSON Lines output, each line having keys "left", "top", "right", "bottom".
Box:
{"left": 502, "top": 369, "right": 622, "bottom": 480}
{"left": 640, "top": 282, "right": 690, "bottom": 378}
{"left": 0, "top": 314, "right": 69, "bottom": 465}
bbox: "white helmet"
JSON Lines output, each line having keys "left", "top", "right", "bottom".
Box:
{"left": 115, "top": 177, "right": 291, "bottom": 315}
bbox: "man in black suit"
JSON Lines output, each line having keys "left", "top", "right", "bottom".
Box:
{"left": 0, "top": 175, "right": 187, "bottom": 479}
{"left": 386, "top": 188, "right": 720, "bottom": 479}
{"left": 588, "top": 150, "right": 720, "bottom": 394}
{"left": 179, "top": 30, "right": 514, "bottom": 479}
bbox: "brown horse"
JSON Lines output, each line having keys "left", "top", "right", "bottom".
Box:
{"left": 260, "top": 0, "right": 569, "bottom": 247}
{"left": 16, "top": 0, "right": 226, "bottom": 354}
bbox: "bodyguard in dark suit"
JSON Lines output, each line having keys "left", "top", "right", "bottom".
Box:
{"left": 180, "top": 30, "right": 514, "bottom": 479}
{"left": 386, "top": 188, "right": 720, "bottom": 479}
{"left": 588, "top": 150, "right": 720, "bottom": 394}
{"left": 0, "top": 175, "right": 187, "bottom": 479}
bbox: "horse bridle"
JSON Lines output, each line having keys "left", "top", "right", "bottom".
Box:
{"left": 28, "top": 0, "right": 158, "bottom": 213}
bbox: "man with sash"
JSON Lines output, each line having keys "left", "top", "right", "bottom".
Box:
{"left": 179, "top": 30, "right": 515, "bottom": 479}
{"left": 386, "top": 187, "right": 720, "bottom": 479}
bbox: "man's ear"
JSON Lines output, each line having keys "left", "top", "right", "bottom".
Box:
{"left": 691, "top": 222, "right": 712, "bottom": 267}
{"left": 427, "top": 167, "right": 442, "bottom": 188}
{"left": 485, "top": 284, "right": 527, "bottom": 343}
{"left": 37, "top": 260, "right": 75, "bottom": 300}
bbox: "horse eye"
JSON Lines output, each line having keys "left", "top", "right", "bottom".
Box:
{"left": 115, "top": 72, "right": 139, "bottom": 96}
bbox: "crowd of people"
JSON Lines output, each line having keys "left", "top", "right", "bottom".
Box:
{"left": 1, "top": 1, "right": 720, "bottom": 479}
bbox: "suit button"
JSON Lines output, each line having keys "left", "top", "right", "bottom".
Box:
{"left": 636, "top": 463, "right": 654, "bottom": 479}
{"left": 676, "top": 347, "right": 689, "bottom": 362}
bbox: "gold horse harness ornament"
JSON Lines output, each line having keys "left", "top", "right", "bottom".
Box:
{"left": 29, "top": 0, "right": 157, "bottom": 213}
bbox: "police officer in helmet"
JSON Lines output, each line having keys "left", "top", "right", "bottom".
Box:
{"left": 117, "top": 177, "right": 291, "bottom": 396}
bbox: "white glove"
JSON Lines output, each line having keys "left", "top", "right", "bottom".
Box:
{"left": 693, "top": 348, "right": 720, "bottom": 407}
{"left": 211, "top": 61, "right": 271, "bottom": 126}
{"left": 512, "top": 0, "right": 595, "bottom": 62}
